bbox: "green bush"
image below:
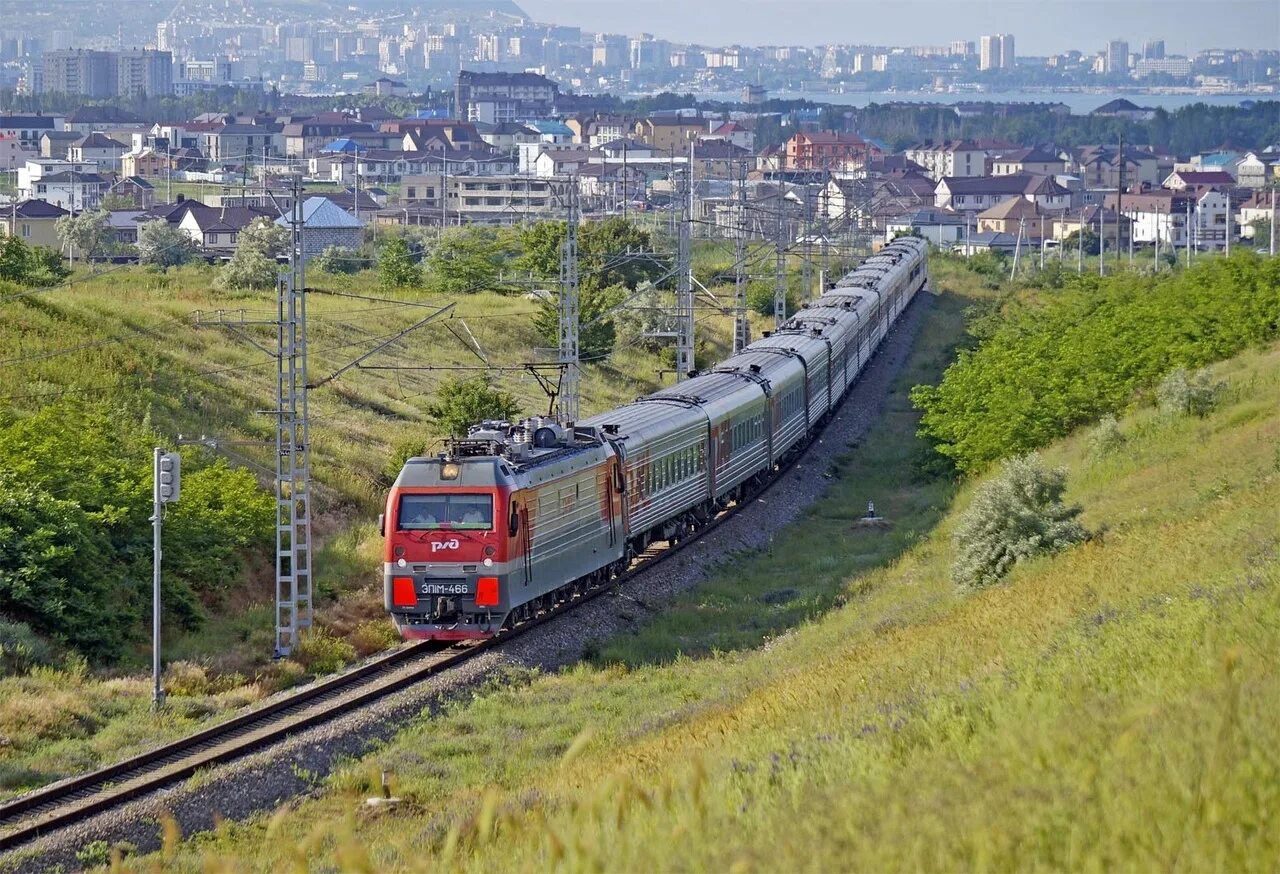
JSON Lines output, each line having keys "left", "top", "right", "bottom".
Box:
{"left": 294, "top": 627, "right": 357, "bottom": 675}
{"left": 1157, "top": 367, "right": 1225, "bottom": 418}
{"left": 913, "top": 255, "right": 1280, "bottom": 474}
{"left": 424, "top": 375, "right": 521, "bottom": 439}
{"left": 378, "top": 236, "right": 422, "bottom": 289}
{"left": 951, "top": 455, "right": 1088, "bottom": 589}
{"left": 0, "top": 617, "right": 54, "bottom": 676}
{"left": 746, "top": 280, "right": 796, "bottom": 317}
{"left": 1086, "top": 414, "right": 1126, "bottom": 459}
{"left": 314, "top": 246, "right": 365, "bottom": 275}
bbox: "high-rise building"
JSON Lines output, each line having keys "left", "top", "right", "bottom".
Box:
{"left": 1106, "top": 39, "right": 1130, "bottom": 74}
{"left": 979, "top": 35, "right": 999, "bottom": 70}
{"left": 950, "top": 40, "right": 975, "bottom": 58}
{"left": 116, "top": 49, "right": 171, "bottom": 97}
{"left": 41, "top": 49, "right": 117, "bottom": 96}
{"left": 998, "top": 33, "right": 1015, "bottom": 68}
{"left": 41, "top": 48, "right": 171, "bottom": 97}
{"left": 1143, "top": 39, "right": 1165, "bottom": 60}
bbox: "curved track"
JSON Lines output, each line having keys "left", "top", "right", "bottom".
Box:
{"left": 0, "top": 307, "right": 917, "bottom": 854}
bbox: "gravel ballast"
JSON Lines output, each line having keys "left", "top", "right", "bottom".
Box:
{"left": 5, "top": 292, "right": 934, "bottom": 873}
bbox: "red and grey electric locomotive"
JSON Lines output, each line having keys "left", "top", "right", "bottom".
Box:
{"left": 381, "top": 237, "right": 928, "bottom": 640}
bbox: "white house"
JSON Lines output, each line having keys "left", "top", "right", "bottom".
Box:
{"left": 934, "top": 174, "right": 1071, "bottom": 214}
{"left": 1238, "top": 190, "right": 1277, "bottom": 239}
{"left": 904, "top": 140, "right": 990, "bottom": 181}
{"left": 1110, "top": 189, "right": 1232, "bottom": 251}
{"left": 16, "top": 158, "right": 105, "bottom": 210}
{"left": 68, "top": 132, "right": 129, "bottom": 173}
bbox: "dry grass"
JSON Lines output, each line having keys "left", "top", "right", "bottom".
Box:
{"left": 128, "top": 284, "right": 1280, "bottom": 871}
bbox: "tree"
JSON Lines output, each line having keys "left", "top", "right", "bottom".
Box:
{"left": 951, "top": 454, "right": 1088, "bottom": 589}
{"left": 613, "top": 281, "right": 674, "bottom": 352}
{"left": 137, "top": 221, "right": 198, "bottom": 269}
{"left": 1062, "top": 228, "right": 1101, "bottom": 256}
{"left": 214, "top": 218, "right": 285, "bottom": 292}
{"left": 55, "top": 209, "right": 111, "bottom": 265}
{"left": 0, "top": 235, "right": 67, "bottom": 285}
{"left": 100, "top": 192, "right": 136, "bottom": 211}
{"left": 237, "top": 217, "right": 290, "bottom": 260}
{"left": 532, "top": 283, "right": 625, "bottom": 362}
{"left": 516, "top": 217, "right": 663, "bottom": 294}
{"left": 424, "top": 376, "right": 521, "bottom": 438}
{"left": 0, "top": 470, "right": 132, "bottom": 660}
{"left": 425, "top": 226, "right": 505, "bottom": 294}
{"left": 378, "top": 236, "right": 422, "bottom": 288}
{"left": 1248, "top": 217, "right": 1273, "bottom": 251}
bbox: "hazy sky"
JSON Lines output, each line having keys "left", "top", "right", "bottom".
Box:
{"left": 515, "top": 0, "right": 1280, "bottom": 54}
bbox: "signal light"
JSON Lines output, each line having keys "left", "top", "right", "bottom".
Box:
{"left": 475, "top": 576, "right": 500, "bottom": 607}
{"left": 391, "top": 576, "right": 417, "bottom": 607}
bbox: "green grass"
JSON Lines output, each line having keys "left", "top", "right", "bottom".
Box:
{"left": 126, "top": 266, "right": 1280, "bottom": 870}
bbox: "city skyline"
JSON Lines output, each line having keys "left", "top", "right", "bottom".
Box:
{"left": 516, "top": 0, "right": 1279, "bottom": 55}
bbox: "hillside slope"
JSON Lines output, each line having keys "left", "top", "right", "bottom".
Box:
{"left": 146, "top": 306, "right": 1280, "bottom": 870}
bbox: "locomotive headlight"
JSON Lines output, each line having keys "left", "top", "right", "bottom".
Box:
{"left": 483, "top": 557, "right": 494, "bottom": 567}
{"left": 397, "top": 557, "right": 407, "bottom": 567}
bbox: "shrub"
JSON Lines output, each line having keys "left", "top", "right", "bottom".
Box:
{"left": 424, "top": 375, "right": 521, "bottom": 439}
{"left": 137, "top": 221, "right": 199, "bottom": 269}
{"left": 1086, "top": 414, "right": 1126, "bottom": 459}
{"left": 378, "top": 236, "right": 422, "bottom": 289}
{"left": 1157, "top": 367, "right": 1225, "bottom": 418}
{"left": 913, "top": 255, "right": 1280, "bottom": 474}
{"left": 350, "top": 620, "right": 400, "bottom": 657}
{"left": 294, "top": 627, "right": 357, "bottom": 675}
{"left": 746, "top": 280, "right": 797, "bottom": 317}
{"left": 314, "top": 246, "right": 365, "bottom": 275}
{"left": 951, "top": 454, "right": 1088, "bottom": 589}
{"left": 0, "top": 618, "right": 54, "bottom": 676}
{"left": 163, "top": 661, "right": 211, "bottom": 697}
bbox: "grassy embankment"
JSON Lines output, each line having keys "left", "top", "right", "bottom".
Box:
{"left": 0, "top": 248, "right": 782, "bottom": 799}
{"left": 120, "top": 257, "right": 1280, "bottom": 871}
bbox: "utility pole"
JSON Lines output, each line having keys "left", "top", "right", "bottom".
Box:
{"left": 733, "top": 159, "right": 749, "bottom": 353}
{"left": 1271, "top": 186, "right": 1276, "bottom": 257}
{"left": 1185, "top": 195, "right": 1192, "bottom": 267}
{"left": 774, "top": 184, "right": 788, "bottom": 328}
{"left": 274, "top": 172, "right": 312, "bottom": 657}
{"left": 557, "top": 177, "right": 580, "bottom": 422}
{"left": 1099, "top": 203, "right": 1106, "bottom": 276}
{"left": 1078, "top": 207, "right": 1084, "bottom": 274}
{"left": 151, "top": 448, "right": 180, "bottom": 709}
{"left": 675, "top": 144, "right": 694, "bottom": 381}
{"left": 1116, "top": 136, "right": 1124, "bottom": 264}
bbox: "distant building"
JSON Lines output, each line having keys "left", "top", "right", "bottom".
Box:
{"left": 0, "top": 199, "right": 69, "bottom": 250}
{"left": 980, "top": 34, "right": 1015, "bottom": 70}
{"left": 273, "top": 197, "right": 363, "bottom": 261}
{"left": 1143, "top": 39, "right": 1165, "bottom": 60}
{"left": 1090, "top": 98, "right": 1156, "bottom": 121}
{"left": 454, "top": 70, "right": 559, "bottom": 123}
{"left": 1105, "top": 40, "right": 1130, "bottom": 75}
{"left": 41, "top": 48, "right": 171, "bottom": 97}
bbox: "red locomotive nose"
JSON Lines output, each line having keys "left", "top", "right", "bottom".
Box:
{"left": 384, "top": 486, "right": 508, "bottom": 565}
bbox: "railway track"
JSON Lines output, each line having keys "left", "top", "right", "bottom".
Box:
{"left": 0, "top": 310, "right": 911, "bottom": 855}
{"left": 0, "top": 472, "right": 761, "bottom": 854}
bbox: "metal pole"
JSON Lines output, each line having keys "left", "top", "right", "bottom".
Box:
{"left": 675, "top": 144, "right": 694, "bottom": 380}
{"left": 1271, "top": 186, "right": 1276, "bottom": 257}
{"left": 151, "top": 447, "right": 164, "bottom": 710}
{"left": 733, "top": 159, "right": 749, "bottom": 353}
{"left": 1099, "top": 203, "right": 1105, "bottom": 276}
{"left": 557, "top": 177, "right": 580, "bottom": 421}
{"left": 774, "top": 184, "right": 787, "bottom": 328}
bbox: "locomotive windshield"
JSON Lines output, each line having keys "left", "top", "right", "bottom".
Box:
{"left": 398, "top": 494, "right": 494, "bottom": 530}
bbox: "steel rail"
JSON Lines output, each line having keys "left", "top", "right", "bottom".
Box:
{"left": 0, "top": 293, "right": 921, "bottom": 855}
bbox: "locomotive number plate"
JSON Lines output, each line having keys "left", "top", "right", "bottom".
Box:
{"left": 420, "top": 582, "right": 471, "bottom": 595}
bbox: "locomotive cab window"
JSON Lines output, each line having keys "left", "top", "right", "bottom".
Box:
{"left": 399, "top": 494, "right": 493, "bottom": 530}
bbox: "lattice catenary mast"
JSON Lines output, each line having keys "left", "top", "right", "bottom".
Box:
{"left": 675, "top": 143, "right": 695, "bottom": 381}
{"left": 274, "top": 173, "right": 313, "bottom": 656}
{"left": 557, "top": 177, "right": 581, "bottom": 422}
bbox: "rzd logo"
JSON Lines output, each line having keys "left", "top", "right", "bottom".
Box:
{"left": 430, "top": 538, "right": 460, "bottom": 553}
